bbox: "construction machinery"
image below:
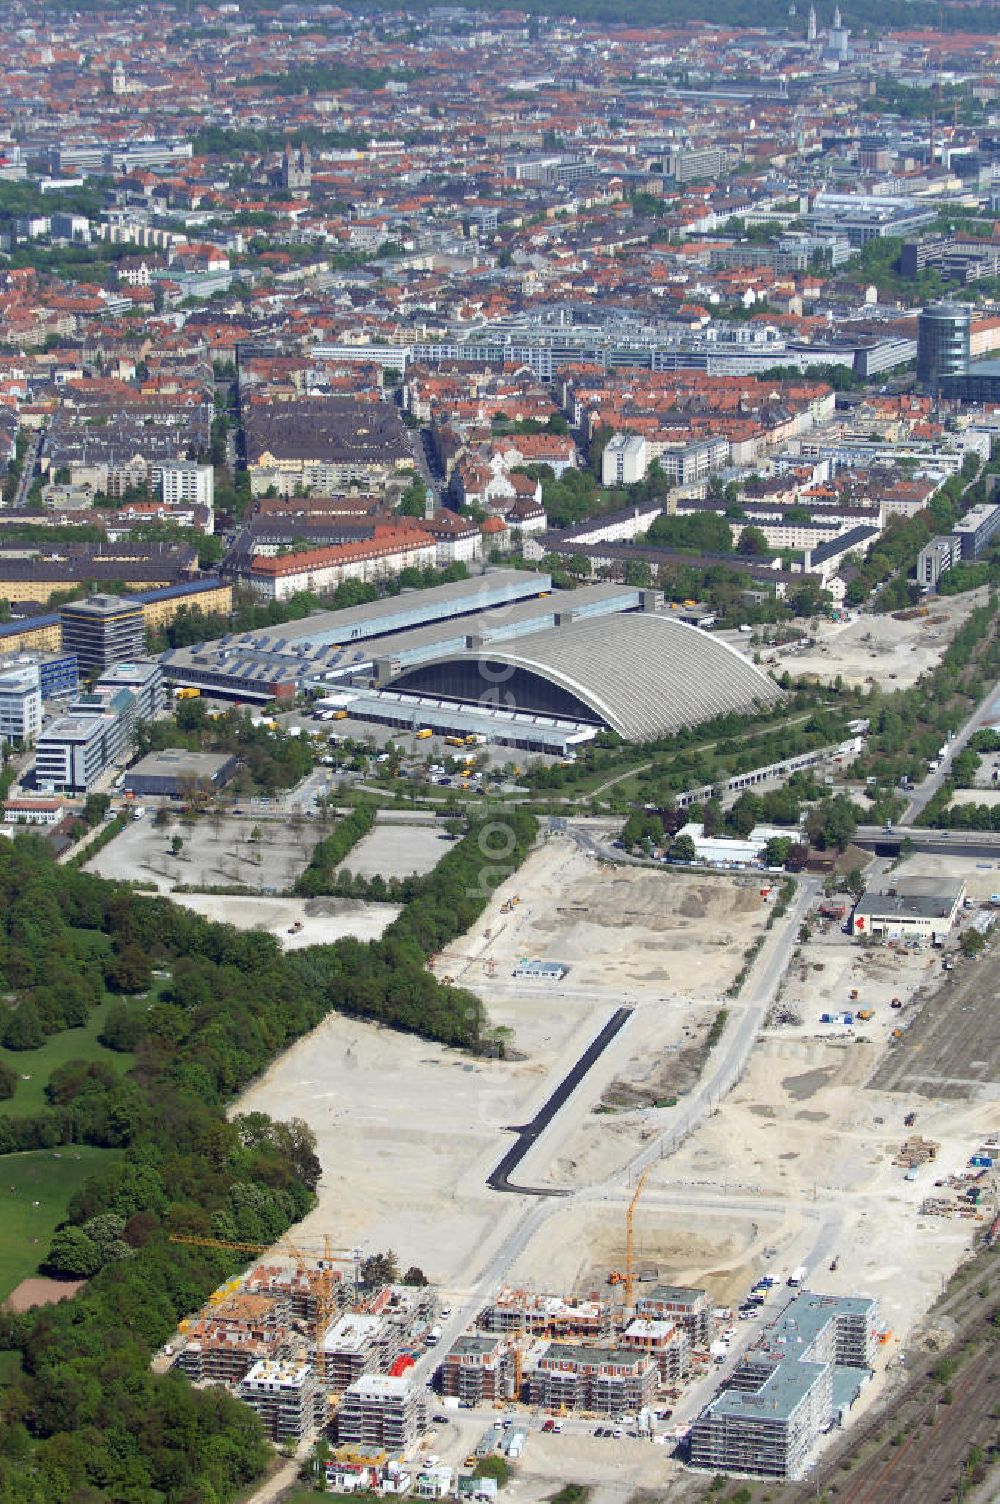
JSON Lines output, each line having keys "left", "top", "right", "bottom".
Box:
{"left": 624, "top": 1165, "right": 652, "bottom": 1318}
{"left": 169, "top": 1233, "right": 356, "bottom": 1382}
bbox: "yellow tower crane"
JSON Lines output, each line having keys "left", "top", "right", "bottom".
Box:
{"left": 169, "top": 1233, "right": 356, "bottom": 1382}
{"left": 623, "top": 1165, "right": 652, "bottom": 1319}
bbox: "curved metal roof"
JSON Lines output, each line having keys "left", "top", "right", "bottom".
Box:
{"left": 390, "top": 611, "right": 783, "bottom": 741}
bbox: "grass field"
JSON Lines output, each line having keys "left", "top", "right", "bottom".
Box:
{"left": 0, "top": 1145, "right": 121, "bottom": 1301}
{"left": 0, "top": 1000, "right": 139, "bottom": 1118}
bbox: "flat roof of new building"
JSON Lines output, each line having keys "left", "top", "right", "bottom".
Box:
{"left": 38, "top": 712, "right": 109, "bottom": 743}
{"left": 126, "top": 749, "right": 234, "bottom": 780}
{"left": 536, "top": 1343, "right": 649, "bottom": 1369}
{"left": 60, "top": 594, "right": 144, "bottom": 618}
{"left": 703, "top": 1354, "right": 828, "bottom": 1423}
{"left": 322, "top": 1314, "right": 383, "bottom": 1352}
{"left": 638, "top": 1285, "right": 707, "bottom": 1307}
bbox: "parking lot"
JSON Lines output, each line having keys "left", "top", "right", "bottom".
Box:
{"left": 85, "top": 812, "right": 323, "bottom": 894}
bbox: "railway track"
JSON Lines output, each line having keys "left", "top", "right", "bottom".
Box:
{"left": 784, "top": 1250, "right": 1000, "bottom": 1504}
{"left": 833, "top": 1359, "right": 993, "bottom": 1504}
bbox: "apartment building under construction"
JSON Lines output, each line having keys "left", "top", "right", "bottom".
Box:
{"left": 477, "top": 1287, "right": 610, "bottom": 1340}
{"left": 635, "top": 1285, "right": 711, "bottom": 1347}
{"left": 621, "top": 1316, "right": 691, "bottom": 1381}
{"left": 528, "top": 1343, "right": 659, "bottom": 1415}
{"left": 177, "top": 1292, "right": 295, "bottom": 1384}
{"left": 690, "top": 1292, "right": 878, "bottom": 1481}
{"left": 440, "top": 1334, "right": 518, "bottom": 1406}
{"left": 237, "top": 1359, "right": 325, "bottom": 1443}
{"left": 336, "top": 1373, "right": 428, "bottom": 1454}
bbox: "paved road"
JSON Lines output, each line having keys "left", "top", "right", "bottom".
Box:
{"left": 854, "top": 825, "right": 1000, "bottom": 860}
{"left": 407, "top": 426, "right": 439, "bottom": 507}
{"left": 488, "top": 1007, "right": 633, "bottom": 1194}
{"left": 10, "top": 429, "right": 41, "bottom": 509}
{"left": 904, "top": 677, "right": 1000, "bottom": 823}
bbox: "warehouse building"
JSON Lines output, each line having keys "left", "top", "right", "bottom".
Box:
{"left": 690, "top": 1292, "right": 878, "bottom": 1481}
{"left": 851, "top": 876, "right": 966, "bottom": 943}
{"left": 159, "top": 571, "right": 565, "bottom": 700}
{"left": 125, "top": 749, "right": 236, "bottom": 799}
{"left": 674, "top": 822, "right": 800, "bottom": 868}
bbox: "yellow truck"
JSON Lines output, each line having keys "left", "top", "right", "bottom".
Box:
{"left": 175, "top": 686, "right": 201, "bottom": 700}
{"left": 416, "top": 728, "right": 433, "bottom": 739}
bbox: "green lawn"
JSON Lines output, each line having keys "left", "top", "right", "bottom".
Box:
{"left": 0, "top": 999, "right": 138, "bottom": 1118}
{"left": 0, "top": 1145, "right": 121, "bottom": 1300}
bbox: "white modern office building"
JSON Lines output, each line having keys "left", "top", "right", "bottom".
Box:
{"left": 0, "top": 662, "right": 42, "bottom": 744}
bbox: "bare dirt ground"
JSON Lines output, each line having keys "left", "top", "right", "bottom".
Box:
{"left": 766, "top": 590, "right": 986, "bottom": 689}
{"left": 85, "top": 815, "right": 322, "bottom": 894}
{"left": 231, "top": 840, "right": 766, "bottom": 1287}
{"left": 171, "top": 893, "right": 401, "bottom": 948}
{"left": 467, "top": 849, "right": 768, "bottom": 1000}
{"left": 224, "top": 831, "right": 999, "bottom": 1497}
{"left": 3, "top": 1276, "right": 84, "bottom": 1310}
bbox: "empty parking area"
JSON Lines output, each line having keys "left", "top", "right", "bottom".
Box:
{"left": 85, "top": 814, "right": 322, "bottom": 894}
{"left": 338, "top": 820, "right": 452, "bottom": 880}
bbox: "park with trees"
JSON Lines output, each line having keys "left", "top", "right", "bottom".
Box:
{"left": 0, "top": 799, "right": 538, "bottom": 1501}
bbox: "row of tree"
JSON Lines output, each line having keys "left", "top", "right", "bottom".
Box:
{"left": 294, "top": 802, "right": 377, "bottom": 896}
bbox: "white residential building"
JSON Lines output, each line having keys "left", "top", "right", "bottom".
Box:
{"left": 153, "top": 461, "right": 214, "bottom": 517}
{"left": 247, "top": 535, "right": 437, "bottom": 603}
{"left": 336, "top": 1374, "right": 427, "bottom": 1456}
{"left": 602, "top": 434, "right": 648, "bottom": 486}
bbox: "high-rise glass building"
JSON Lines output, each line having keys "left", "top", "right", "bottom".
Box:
{"left": 917, "top": 303, "right": 971, "bottom": 392}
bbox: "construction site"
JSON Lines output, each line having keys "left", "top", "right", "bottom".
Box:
{"left": 160, "top": 817, "right": 1000, "bottom": 1496}
{"left": 764, "top": 587, "right": 987, "bottom": 689}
